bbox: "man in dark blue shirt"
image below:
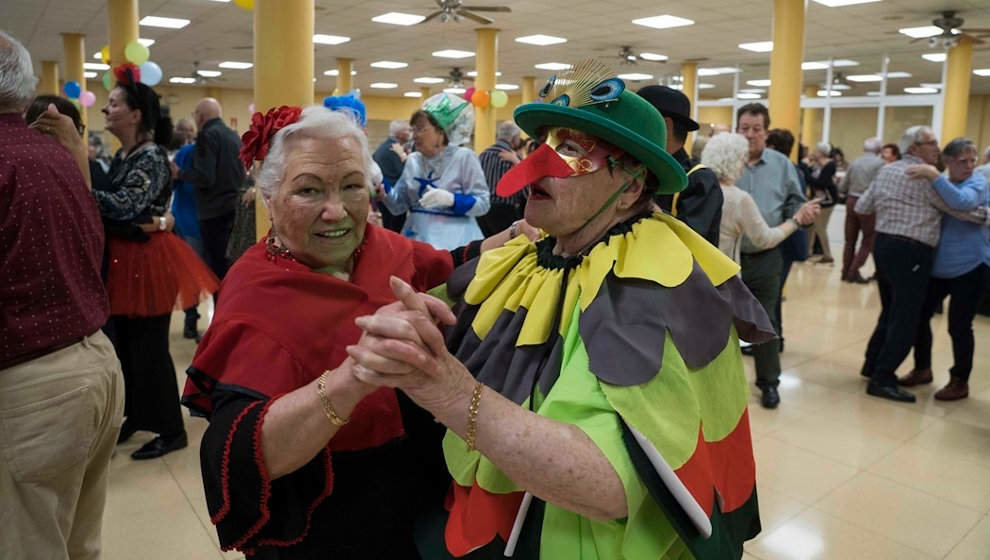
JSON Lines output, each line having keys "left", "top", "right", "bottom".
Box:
{"left": 372, "top": 120, "right": 411, "bottom": 232}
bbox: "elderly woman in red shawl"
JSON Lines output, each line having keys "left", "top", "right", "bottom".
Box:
{"left": 181, "top": 105, "right": 534, "bottom": 558}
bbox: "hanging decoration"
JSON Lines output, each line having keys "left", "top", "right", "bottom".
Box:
{"left": 463, "top": 87, "right": 476, "bottom": 102}
{"left": 470, "top": 89, "right": 490, "bottom": 109}
{"left": 139, "top": 61, "right": 163, "bottom": 86}
{"left": 490, "top": 90, "right": 508, "bottom": 108}
{"left": 102, "top": 71, "right": 113, "bottom": 91}
{"left": 63, "top": 81, "right": 82, "bottom": 99}
{"left": 79, "top": 90, "right": 97, "bottom": 108}
{"left": 124, "top": 40, "right": 150, "bottom": 65}
{"left": 100, "top": 45, "right": 111, "bottom": 65}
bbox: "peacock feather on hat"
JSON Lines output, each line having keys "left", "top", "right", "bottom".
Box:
{"left": 540, "top": 59, "right": 626, "bottom": 109}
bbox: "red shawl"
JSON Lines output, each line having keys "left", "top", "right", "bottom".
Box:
{"left": 182, "top": 225, "right": 453, "bottom": 451}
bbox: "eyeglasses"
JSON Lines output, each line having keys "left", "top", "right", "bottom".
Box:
{"left": 412, "top": 125, "right": 436, "bottom": 134}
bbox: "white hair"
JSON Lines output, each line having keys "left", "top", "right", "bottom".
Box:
{"left": 256, "top": 105, "right": 375, "bottom": 199}
{"left": 496, "top": 120, "right": 521, "bottom": 142}
{"left": 701, "top": 132, "right": 749, "bottom": 184}
{"left": 0, "top": 30, "right": 37, "bottom": 112}
{"left": 388, "top": 119, "right": 409, "bottom": 136}
{"left": 863, "top": 137, "right": 882, "bottom": 153}
{"left": 815, "top": 141, "right": 832, "bottom": 157}
{"left": 899, "top": 125, "right": 933, "bottom": 155}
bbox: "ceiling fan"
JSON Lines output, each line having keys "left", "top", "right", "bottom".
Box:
{"left": 419, "top": 0, "right": 511, "bottom": 25}
{"left": 446, "top": 67, "right": 471, "bottom": 88}
{"left": 188, "top": 61, "right": 225, "bottom": 85}
{"left": 911, "top": 10, "right": 990, "bottom": 47}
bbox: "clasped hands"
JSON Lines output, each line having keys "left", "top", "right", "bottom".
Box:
{"left": 346, "top": 277, "right": 471, "bottom": 410}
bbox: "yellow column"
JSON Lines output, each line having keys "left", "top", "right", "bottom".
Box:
{"left": 681, "top": 62, "right": 697, "bottom": 153}
{"left": 335, "top": 58, "right": 353, "bottom": 95}
{"left": 768, "top": 0, "right": 806, "bottom": 161}
{"left": 62, "top": 33, "right": 87, "bottom": 129}
{"left": 107, "top": 0, "right": 139, "bottom": 67}
{"left": 801, "top": 85, "right": 818, "bottom": 147}
{"left": 254, "top": 0, "right": 315, "bottom": 239}
{"left": 941, "top": 37, "right": 974, "bottom": 142}
{"left": 39, "top": 61, "right": 59, "bottom": 96}
{"left": 419, "top": 86, "right": 431, "bottom": 99}
{"left": 521, "top": 76, "right": 537, "bottom": 105}
{"left": 473, "top": 28, "right": 498, "bottom": 153}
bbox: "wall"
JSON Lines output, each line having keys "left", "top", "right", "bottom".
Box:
{"left": 697, "top": 105, "right": 733, "bottom": 134}
{"left": 964, "top": 94, "right": 990, "bottom": 150}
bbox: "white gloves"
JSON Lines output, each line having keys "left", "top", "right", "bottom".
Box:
{"left": 420, "top": 187, "right": 455, "bottom": 209}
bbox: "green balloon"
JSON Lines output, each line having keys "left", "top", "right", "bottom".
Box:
{"left": 124, "top": 41, "right": 149, "bottom": 65}
{"left": 102, "top": 71, "right": 113, "bottom": 91}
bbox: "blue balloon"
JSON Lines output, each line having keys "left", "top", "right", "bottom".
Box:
{"left": 139, "top": 61, "right": 163, "bottom": 86}
{"left": 63, "top": 81, "right": 81, "bottom": 99}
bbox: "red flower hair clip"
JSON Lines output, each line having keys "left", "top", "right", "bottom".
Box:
{"left": 239, "top": 105, "right": 303, "bottom": 170}
{"left": 113, "top": 63, "right": 141, "bottom": 85}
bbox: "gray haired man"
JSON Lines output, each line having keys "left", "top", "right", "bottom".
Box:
{"left": 477, "top": 120, "right": 526, "bottom": 236}
{"left": 840, "top": 136, "right": 884, "bottom": 283}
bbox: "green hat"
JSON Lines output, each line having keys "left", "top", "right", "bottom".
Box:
{"left": 514, "top": 61, "right": 687, "bottom": 194}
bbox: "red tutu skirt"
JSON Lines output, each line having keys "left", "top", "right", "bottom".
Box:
{"left": 106, "top": 233, "right": 219, "bottom": 317}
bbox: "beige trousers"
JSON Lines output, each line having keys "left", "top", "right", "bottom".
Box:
{"left": 0, "top": 331, "right": 124, "bottom": 560}
{"left": 807, "top": 204, "right": 835, "bottom": 259}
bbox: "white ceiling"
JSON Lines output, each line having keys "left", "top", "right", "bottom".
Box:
{"left": 7, "top": 0, "right": 990, "bottom": 99}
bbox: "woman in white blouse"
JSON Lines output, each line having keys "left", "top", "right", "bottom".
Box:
{"left": 703, "top": 133, "right": 820, "bottom": 263}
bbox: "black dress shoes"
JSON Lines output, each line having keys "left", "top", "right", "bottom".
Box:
{"left": 131, "top": 432, "right": 188, "bottom": 460}
{"left": 117, "top": 421, "right": 137, "bottom": 444}
{"left": 866, "top": 383, "right": 916, "bottom": 403}
{"left": 760, "top": 386, "right": 780, "bottom": 409}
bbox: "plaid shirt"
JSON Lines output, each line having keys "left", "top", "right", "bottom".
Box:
{"left": 855, "top": 154, "right": 988, "bottom": 247}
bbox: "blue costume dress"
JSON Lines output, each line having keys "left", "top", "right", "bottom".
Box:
{"left": 383, "top": 145, "right": 490, "bottom": 251}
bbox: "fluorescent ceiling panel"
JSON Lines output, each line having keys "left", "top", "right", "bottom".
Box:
{"left": 169, "top": 77, "right": 196, "bottom": 84}
{"left": 899, "top": 26, "right": 944, "bottom": 39}
{"left": 817, "top": 90, "right": 843, "bottom": 97}
{"left": 413, "top": 77, "right": 445, "bottom": 84}
{"left": 811, "top": 0, "right": 881, "bottom": 5}
{"left": 922, "top": 53, "right": 947, "bottom": 62}
{"left": 631, "top": 15, "right": 694, "bottom": 30}
{"left": 801, "top": 59, "right": 859, "bottom": 70}
{"left": 370, "top": 61, "right": 408, "bottom": 69}
{"left": 737, "top": 93, "right": 761, "bottom": 99}
{"left": 323, "top": 69, "right": 357, "bottom": 76}
{"left": 467, "top": 71, "right": 502, "bottom": 77}
{"left": 139, "top": 16, "right": 189, "bottom": 28}
{"left": 495, "top": 83, "right": 519, "bottom": 90}
{"left": 404, "top": 91, "right": 423, "bottom": 98}
{"left": 432, "top": 49, "right": 474, "bottom": 59}
{"left": 974, "top": 69, "right": 990, "bottom": 76}
{"left": 905, "top": 87, "right": 938, "bottom": 94}
{"left": 747, "top": 79, "right": 771, "bottom": 87}
{"left": 372, "top": 12, "right": 426, "bottom": 26}
{"left": 83, "top": 71, "right": 98, "bottom": 78}
{"left": 617, "top": 73, "right": 653, "bottom": 81}
{"left": 84, "top": 62, "right": 109, "bottom": 70}
{"left": 444, "top": 87, "right": 466, "bottom": 94}
{"left": 697, "top": 67, "right": 740, "bottom": 76}
{"left": 738, "top": 41, "right": 773, "bottom": 52}
{"left": 313, "top": 34, "right": 350, "bottom": 45}
{"left": 515, "top": 34, "right": 567, "bottom": 46}
{"left": 639, "top": 52, "right": 668, "bottom": 61}
{"left": 698, "top": 83, "right": 715, "bottom": 89}
{"left": 369, "top": 82, "right": 398, "bottom": 89}
{"left": 535, "top": 62, "right": 572, "bottom": 71}
{"left": 218, "top": 61, "right": 253, "bottom": 69}
{"left": 197, "top": 70, "right": 221, "bottom": 77}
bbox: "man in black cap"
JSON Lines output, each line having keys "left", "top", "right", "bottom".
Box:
{"left": 637, "top": 85, "right": 722, "bottom": 245}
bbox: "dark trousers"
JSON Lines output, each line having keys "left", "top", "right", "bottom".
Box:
{"left": 842, "top": 196, "right": 876, "bottom": 279}
{"left": 377, "top": 201, "right": 405, "bottom": 233}
{"left": 106, "top": 314, "right": 185, "bottom": 437}
{"left": 199, "top": 210, "right": 236, "bottom": 281}
{"left": 777, "top": 228, "right": 808, "bottom": 338}
{"left": 862, "top": 234, "right": 934, "bottom": 387}
{"left": 741, "top": 249, "right": 783, "bottom": 388}
{"left": 913, "top": 264, "right": 989, "bottom": 381}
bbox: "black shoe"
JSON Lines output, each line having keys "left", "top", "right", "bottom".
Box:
{"left": 760, "top": 387, "right": 780, "bottom": 409}
{"left": 778, "top": 338, "right": 785, "bottom": 353}
{"left": 117, "top": 421, "right": 137, "bottom": 444}
{"left": 741, "top": 344, "right": 754, "bottom": 356}
{"left": 183, "top": 324, "right": 200, "bottom": 340}
{"left": 131, "top": 432, "right": 188, "bottom": 460}
{"left": 866, "top": 382, "right": 916, "bottom": 403}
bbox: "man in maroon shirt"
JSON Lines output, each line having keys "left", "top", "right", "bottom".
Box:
{"left": 0, "top": 30, "right": 124, "bottom": 559}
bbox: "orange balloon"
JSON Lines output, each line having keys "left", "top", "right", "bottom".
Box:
{"left": 471, "top": 89, "right": 490, "bottom": 109}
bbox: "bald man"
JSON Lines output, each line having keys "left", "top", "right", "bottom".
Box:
{"left": 179, "top": 97, "right": 245, "bottom": 281}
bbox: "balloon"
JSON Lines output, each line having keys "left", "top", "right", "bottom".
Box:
{"left": 102, "top": 71, "right": 113, "bottom": 91}
{"left": 124, "top": 40, "right": 149, "bottom": 65}
{"left": 234, "top": 0, "right": 254, "bottom": 10}
{"left": 63, "top": 81, "right": 82, "bottom": 99}
{"left": 139, "top": 61, "right": 162, "bottom": 86}
{"left": 463, "top": 87, "right": 476, "bottom": 102}
{"left": 69, "top": 99, "right": 81, "bottom": 111}
{"left": 471, "top": 89, "right": 490, "bottom": 109}
{"left": 248, "top": 103, "right": 255, "bottom": 113}
{"left": 79, "top": 90, "right": 96, "bottom": 108}
{"left": 100, "top": 45, "right": 110, "bottom": 65}
{"left": 490, "top": 90, "right": 508, "bottom": 108}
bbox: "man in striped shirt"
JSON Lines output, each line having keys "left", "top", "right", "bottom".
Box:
{"left": 477, "top": 121, "right": 526, "bottom": 236}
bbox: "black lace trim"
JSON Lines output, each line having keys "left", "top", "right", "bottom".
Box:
{"left": 535, "top": 211, "right": 652, "bottom": 270}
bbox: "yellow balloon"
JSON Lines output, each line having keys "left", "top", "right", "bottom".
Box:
{"left": 124, "top": 41, "right": 149, "bottom": 65}
{"left": 234, "top": 0, "right": 254, "bottom": 10}
{"left": 490, "top": 90, "right": 509, "bottom": 108}
{"left": 100, "top": 45, "right": 110, "bottom": 65}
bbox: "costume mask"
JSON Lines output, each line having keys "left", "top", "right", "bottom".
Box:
{"left": 495, "top": 127, "right": 623, "bottom": 197}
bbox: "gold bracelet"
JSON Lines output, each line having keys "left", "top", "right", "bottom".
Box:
{"left": 316, "top": 370, "right": 349, "bottom": 426}
{"left": 465, "top": 381, "right": 483, "bottom": 452}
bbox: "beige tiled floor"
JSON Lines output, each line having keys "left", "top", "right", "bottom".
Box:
{"left": 103, "top": 218, "right": 990, "bottom": 559}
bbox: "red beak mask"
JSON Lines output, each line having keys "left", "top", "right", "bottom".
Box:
{"left": 496, "top": 127, "right": 624, "bottom": 198}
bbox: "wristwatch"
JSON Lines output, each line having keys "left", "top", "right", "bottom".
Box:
{"left": 509, "top": 220, "right": 519, "bottom": 238}
{"left": 158, "top": 216, "right": 167, "bottom": 231}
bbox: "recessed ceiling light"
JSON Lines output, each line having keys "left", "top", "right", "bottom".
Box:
{"left": 846, "top": 74, "right": 882, "bottom": 82}
{"left": 414, "top": 77, "right": 445, "bottom": 84}
{"left": 825, "top": 83, "right": 851, "bottom": 90}
{"left": 817, "top": 90, "right": 843, "bottom": 97}
{"left": 885, "top": 72, "right": 912, "bottom": 78}
{"left": 617, "top": 73, "right": 653, "bottom": 81}
{"left": 218, "top": 61, "right": 253, "bottom": 69}
{"left": 535, "top": 62, "right": 572, "bottom": 71}
{"left": 139, "top": 16, "right": 190, "bottom": 29}
{"left": 698, "top": 83, "right": 715, "bottom": 89}
{"left": 370, "top": 60, "right": 408, "bottom": 69}
{"left": 737, "top": 93, "right": 761, "bottom": 99}
{"left": 323, "top": 69, "right": 357, "bottom": 76}
{"left": 467, "top": 71, "right": 502, "bottom": 77}
{"left": 801, "top": 59, "right": 859, "bottom": 70}
{"left": 169, "top": 77, "right": 196, "bottom": 84}
{"left": 747, "top": 79, "right": 771, "bottom": 87}
{"left": 697, "top": 67, "right": 740, "bottom": 76}
{"left": 370, "top": 82, "right": 398, "bottom": 89}
{"left": 811, "top": 0, "right": 881, "bottom": 6}
{"left": 905, "top": 86, "right": 938, "bottom": 94}
{"left": 919, "top": 82, "right": 942, "bottom": 89}
{"left": 372, "top": 12, "right": 426, "bottom": 26}
{"left": 667, "top": 84, "right": 683, "bottom": 90}
{"left": 922, "top": 53, "right": 947, "bottom": 62}
{"left": 899, "top": 26, "right": 944, "bottom": 39}
{"left": 639, "top": 52, "right": 668, "bottom": 61}
{"left": 313, "top": 34, "right": 350, "bottom": 45}
{"left": 866, "top": 91, "right": 881, "bottom": 96}
{"left": 975, "top": 69, "right": 990, "bottom": 76}
{"left": 84, "top": 62, "right": 110, "bottom": 70}
{"left": 495, "top": 83, "right": 519, "bottom": 90}
{"left": 738, "top": 41, "right": 774, "bottom": 52}
{"left": 515, "top": 34, "right": 567, "bottom": 46}
{"left": 444, "top": 87, "right": 466, "bottom": 94}
{"left": 739, "top": 88, "right": 765, "bottom": 93}
{"left": 404, "top": 91, "right": 423, "bottom": 98}
{"left": 631, "top": 15, "right": 695, "bottom": 30}
{"left": 84, "top": 71, "right": 98, "bottom": 78}
{"left": 197, "top": 70, "right": 222, "bottom": 77}
{"left": 432, "top": 49, "right": 474, "bottom": 59}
